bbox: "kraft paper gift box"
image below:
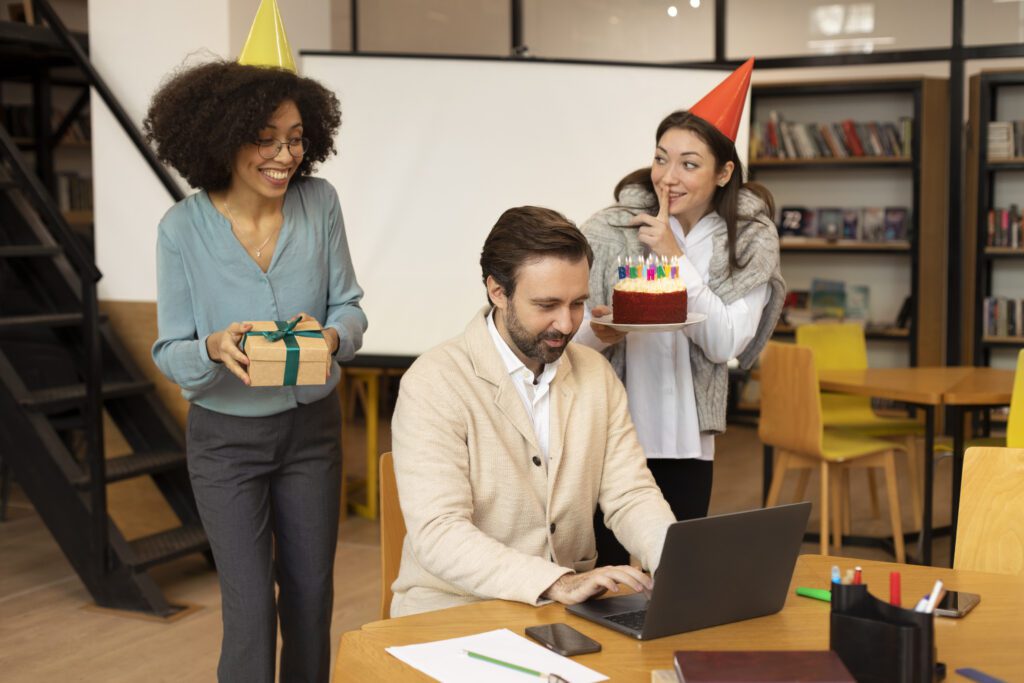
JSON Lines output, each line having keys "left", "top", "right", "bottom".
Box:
{"left": 242, "top": 319, "right": 329, "bottom": 387}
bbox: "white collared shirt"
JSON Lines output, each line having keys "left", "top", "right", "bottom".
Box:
{"left": 576, "top": 211, "right": 769, "bottom": 461}
{"left": 486, "top": 310, "right": 560, "bottom": 463}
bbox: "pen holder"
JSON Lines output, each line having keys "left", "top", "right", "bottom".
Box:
{"left": 829, "top": 583, "right": 944, "bottom": 683}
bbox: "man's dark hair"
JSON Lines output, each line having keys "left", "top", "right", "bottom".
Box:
{"left": 480, "top": 206, "right": 593, "bottom": 304}
{"left": 143, "top": 60, "right": 341, "bottom": 191}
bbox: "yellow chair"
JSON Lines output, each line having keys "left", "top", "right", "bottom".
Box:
{"left": 954, "top": 447, "right": 1024, "bottom": 575}
{"left": 760, "top": 342, "right": 906, "bottom": 562}
{"left": 379, "top": 451, "right": 406, "bottom": 619}
{"left": 1006, "top": 349, "right": 1024, "bottom": 448}
{"left": 341, "top": 366, "right": 405, "bottom": 520}
{"left": 795, "top": 323, "right": 924, "bottom": 529}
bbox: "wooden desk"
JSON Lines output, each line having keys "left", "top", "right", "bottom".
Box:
{"left": 803, "top": 368, "right": 1014, "bottom": 566}
{"left": 333, "top": 555, "right": 1024, "bottom": 682}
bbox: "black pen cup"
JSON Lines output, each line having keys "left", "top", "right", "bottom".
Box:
{"left": 829, "top": 583, "right": 944, "bottom": 683}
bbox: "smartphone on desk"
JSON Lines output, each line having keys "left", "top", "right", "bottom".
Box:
{"left": 934, "top": 591, "right": 980, "bottom": 618}
{"left": 525, "top": 623, "right": 602, "bottom": 656}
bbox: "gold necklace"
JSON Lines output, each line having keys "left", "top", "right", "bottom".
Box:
{"left": 223, "top": 201, "right": 280, "bottom": 259}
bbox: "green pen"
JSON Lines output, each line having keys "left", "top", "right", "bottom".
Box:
{"left": 464, "top": 650, "right": 570, "bottom": 682}
{"left": 796, "top": 586, "right": 832, "bottom": 603}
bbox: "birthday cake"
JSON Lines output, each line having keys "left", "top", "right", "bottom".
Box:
{"left": 612, "top": 256, "right": 688, "bottom": 325}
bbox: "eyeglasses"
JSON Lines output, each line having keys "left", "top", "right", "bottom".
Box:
{"left": 253, "top": 137, "right": 310, "bottom": 160}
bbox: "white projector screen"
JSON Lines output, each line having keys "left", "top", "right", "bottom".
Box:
{"left": 302, "top": 55, "right": 749, "bottom": 358}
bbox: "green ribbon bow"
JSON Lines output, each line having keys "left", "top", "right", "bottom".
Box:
{"left": 241, "top": 318, "right": 324, "bottom": 386}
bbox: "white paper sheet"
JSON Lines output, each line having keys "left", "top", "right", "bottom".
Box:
{"left": 385, "top": 628, "right": 609, "bottom": 683}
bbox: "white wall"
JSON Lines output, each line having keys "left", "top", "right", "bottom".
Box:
{"left": 90, "top": 0, "right": 329, "bottom": 302}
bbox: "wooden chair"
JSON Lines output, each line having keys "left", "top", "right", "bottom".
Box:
{"left": 795, "top": 322, "right": 924, "bottom": 530}
{"left": 759, "top": 342, "right": 906, "bottom": 561}
{"left": 954, "top": 446, "right": 1024, "bottom": 575}
{"left": 379, "top": 451, "right": 406, "bottom": 619}
{"left": 1007, "top": 349, "right": 1024, "bottom": 449}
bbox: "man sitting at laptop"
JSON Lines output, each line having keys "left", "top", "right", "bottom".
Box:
{"left": 389, "top": 206, "right": 677, "bottom": 617}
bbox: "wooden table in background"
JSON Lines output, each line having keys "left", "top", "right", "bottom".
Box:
{"left": 332, "top": 555, "right": 1024, "bottom": 682}
{"left": 803, "top": 367, "right": 1014, "bottom": 566}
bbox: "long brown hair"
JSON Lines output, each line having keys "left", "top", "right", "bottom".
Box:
{"left": 614, "top": 110, "right": 774, "bottom": 272}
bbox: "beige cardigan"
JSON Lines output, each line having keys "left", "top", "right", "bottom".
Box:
{"left": 390, "top": 307, "right": 676, "bottom": 617}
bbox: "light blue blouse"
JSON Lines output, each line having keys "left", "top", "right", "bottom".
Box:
{"left": 152, "top": 177, "right": 367, "bottom": 417}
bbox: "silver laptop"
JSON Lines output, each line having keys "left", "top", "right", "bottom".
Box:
{"left": 567, "top": 502, "right": 811, "bottom": 640}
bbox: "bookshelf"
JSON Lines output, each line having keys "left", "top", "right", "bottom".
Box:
{"left": 965, "top": 71, "right": 1024, "bottom": 372}
{"left": 749, "top": 78, "right": 949, "bottom": 368}
{"left": 0, "top": 17, "right": 93, "bottom": 243}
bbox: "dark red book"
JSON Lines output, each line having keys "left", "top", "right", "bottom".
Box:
{"left": 840, "top": 119, "right": 865, "bottom": 156}
{"left": 673, "top": 650, "right": 855, "bottom": 682}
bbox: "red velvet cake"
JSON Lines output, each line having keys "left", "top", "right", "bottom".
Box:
{"left": 611, "top": 255, "right": 688, "bottom": 324}
{"left": 612, "top": 288, "right": 688, "bottom": 324}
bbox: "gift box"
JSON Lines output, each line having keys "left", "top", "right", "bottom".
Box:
{"left": 241, "top": 318, "right": 329, "bottom": 387}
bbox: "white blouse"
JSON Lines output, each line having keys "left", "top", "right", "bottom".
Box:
{"left": 575, "top": 211, "right": 768, "bottom": 461}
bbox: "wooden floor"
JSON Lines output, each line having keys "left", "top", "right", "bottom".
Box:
{"left": 0, "top": 420, "right": 952, "bottom": 681}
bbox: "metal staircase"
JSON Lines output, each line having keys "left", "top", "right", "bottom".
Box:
{"left": 0, "top": 1, "right": 205, "bottom": 617}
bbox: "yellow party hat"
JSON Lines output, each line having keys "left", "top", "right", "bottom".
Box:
{"left": 238, "top": 0, "right": 296, "bottom": 73}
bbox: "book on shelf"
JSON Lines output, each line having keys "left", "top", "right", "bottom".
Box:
{"left": 985, "top": 205, "right": 1023, "bottom": 248}
{"left": 845, "top": 284, "right": 870, "bottom": 320}
{"left": 987, "top": 120, "right": 1024, "bottom": 159}
{"left": 752, "top": 112, "right": 911, "bottom": 161}
{"left": 884, "top": 207, "right": 909, "bottom": 241}
{"left": 776, "top": 205, "right": 911, "bottom": 245}
{"left": 895, "top": 296, "right": 913, "bottom": 329}
{"left": 1, "top": 104, "right": 90, "bottom": 144}
{"left": 778, "top": 206, "right": 816, "bottom": 238}
{"left": 988, "top": 121, "right": 1014, "bottom": 160}
{"left": 817, "top": 207, "right": 843, "bottom": 241}
{"left": 781, "top": 289, "right": 812, "bottom": 327}
{"left": 55, "top": 172, "right": 92, "bottom": 212}
{"left": 841, "top": 208, "right": 861, "bottom": 240}
{"left": 983, "top": 296, "right": 1024, "bottom": 337}
{"left": 810, "top": 279, "right": 846, "bottom": 319}
{"left": 861, "top": 207, "right": 886, "bottom": 242}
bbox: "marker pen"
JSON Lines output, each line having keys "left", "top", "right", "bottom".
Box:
{"left": 923, "top": 580, "right": 944, "bottom": 613}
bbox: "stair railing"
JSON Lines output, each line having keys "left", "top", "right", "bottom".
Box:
{"left": 0, "top": 123, "right": 107, "bottom": 576}
{"left": 30, "top": 0, "right": 185, "bottom": 204}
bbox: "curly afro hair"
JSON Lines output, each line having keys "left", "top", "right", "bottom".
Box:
{"left": 144, "top": 60, "right": 341, "bottom": 192}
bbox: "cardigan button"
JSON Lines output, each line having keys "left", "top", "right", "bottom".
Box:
{"left": 549, "top": 522, "right": 556, "bottom": 534}
{"left": 532, "top": 456, "right": 542, "bottom": 467}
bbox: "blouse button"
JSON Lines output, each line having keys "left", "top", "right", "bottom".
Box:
{"left": 532, "top": 456, "right": 542, "bottom": 467}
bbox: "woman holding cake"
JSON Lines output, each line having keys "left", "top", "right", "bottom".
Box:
{"left": 575, "top": 59, "right": 785, "bottom": 566}
{"left": 146, "top": 6, "right": 366, "bottom": 682}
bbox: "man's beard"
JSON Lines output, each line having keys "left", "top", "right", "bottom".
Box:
{"left": 504, "top": 301, "right": 571, "bottom": 367}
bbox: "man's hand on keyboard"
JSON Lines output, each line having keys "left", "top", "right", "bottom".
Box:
{"left": 542, "top": 565, "right": 653, "bottom": 605}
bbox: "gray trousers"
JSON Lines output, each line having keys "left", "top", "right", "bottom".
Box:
{"left": 187, "top": 392, "right": 341, "bottom": 683}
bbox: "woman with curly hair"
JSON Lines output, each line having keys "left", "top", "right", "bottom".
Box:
{"left": 574, "top": 62, "right": 785, "bottom": 566}
{"left": 146, "top": 59, "right": 366, "bottom": 683}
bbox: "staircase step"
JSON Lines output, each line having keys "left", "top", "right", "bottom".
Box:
{"left": 73, "top": 450, "right": 187, "bottom": 489}
{"left": 0, "top": 312, "right": 104, "bottom": 331}
{"left": 128, "top": 524, "right": 208, "bottom": 571}
{"left": 19, "top": 380, "right": 152, "bottom": 413}
{"left": 0, "top": 245, "right": 62, "bottom": 258}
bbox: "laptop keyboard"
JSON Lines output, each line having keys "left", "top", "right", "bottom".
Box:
{"left": 605, "top": 609, "right": 647, "bottom": 631}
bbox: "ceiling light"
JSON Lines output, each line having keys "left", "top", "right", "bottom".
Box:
{"left": 667, "top": 5, "right": 678, "bottom": 17}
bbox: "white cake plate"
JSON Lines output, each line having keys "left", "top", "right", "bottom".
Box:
{"left": 591, "top": 311, "right": 707, "bottom": 333}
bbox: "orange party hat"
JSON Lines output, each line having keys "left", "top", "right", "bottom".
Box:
{"left": 689, "top": 57, "right": 754, "bottom": 142}
{"left": 238, "top": 0, "right": 296, "bottom": 73}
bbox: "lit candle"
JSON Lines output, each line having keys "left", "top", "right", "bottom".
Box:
{"left": 617, "top": 256, "right": 626, "bottom": 280}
